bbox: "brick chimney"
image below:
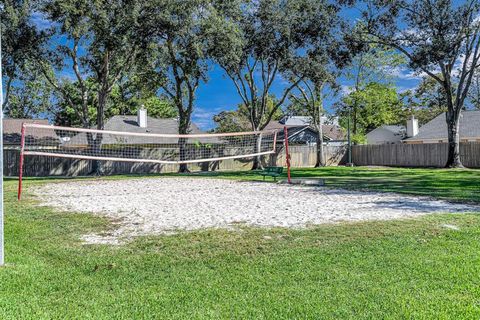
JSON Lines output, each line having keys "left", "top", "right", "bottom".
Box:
{"left": 406, "top": 115, "right": 418, "bottom": 138}
{"left": 137, "top": 107, "right": 147, "bottom": 128}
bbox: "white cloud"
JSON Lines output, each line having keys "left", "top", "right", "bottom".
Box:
{"left": 340, "top": 85, "right": 353, "bottom": 96}
{"left": 192, "top": 106, "right": 228, "bottom": 130}
{"left": 31, "top": 12, "right": 53, "bottom": 31}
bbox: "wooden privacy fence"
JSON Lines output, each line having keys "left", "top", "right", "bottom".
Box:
{"left": 5, "top": 145, "right": 347, "bottom": 177}
{"left": 352, "top": 142, "right": 480, "bottom": 168}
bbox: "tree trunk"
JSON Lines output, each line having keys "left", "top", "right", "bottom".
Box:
{"left": 315, "top": 124, "right": 325, "bottom": 167}
{"left": 352, "top": 100, "right": 358, "bottom": 146}
{"left": 445, "top": 110, "right": 463, "bottom": 168}
{"left": 251, "top": 127, "right": 263, "bottom": 170}
{"left": 251, "top": 158, "right": 261, "bottom": 170}
{"left": 91, "top": 89, "right": 108, "bottom": 175}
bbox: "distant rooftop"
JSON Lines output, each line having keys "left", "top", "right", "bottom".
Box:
{"left": 3, "top": 119, "right": 54, "bottom": 145}
{"left": 265, "top": 116, "right": 345, "bottom": 141}
{"left": 278, "top": 115, "right": 339, "bottom": 126}
{"left": 279, "top": 116, "right": 311, "bottom": 126}
{"left": 67, "top": 115, "right": 220, "bottom": 146}
{"left": 381, "top": 125, "right": 406, "bottom": 134}
{"left": 406, "top": 111, "right": 480, "bottom": 141}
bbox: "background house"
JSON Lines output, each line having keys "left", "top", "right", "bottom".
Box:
{"left": 264, "top": 116, "right": 346, "bottom": 146}
{"left": 404, "top": 111, "right": 480, "bottom": 144}
{"left": 366, "top": 117, "right": 419, "bottom": 145}
{"left": 3, "top": 119, "right": 57, "bottom": 149}
{"left": 366, "top": 125, "right": 406, "bottom": 144}
{"left": 66, "top": 109, "right": 221, "bottom": 147}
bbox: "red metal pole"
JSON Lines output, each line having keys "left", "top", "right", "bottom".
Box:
{"left": 284, "top": 126, "right": 291, "bottom": 184}
{"left": 18, "top": 123, "right": 26, "bottom": 201}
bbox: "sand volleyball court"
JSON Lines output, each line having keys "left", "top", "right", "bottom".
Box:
{"left": 33, "top": 177, "right": 479, "bottom": 243}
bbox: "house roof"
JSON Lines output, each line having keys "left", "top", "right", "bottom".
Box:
{"left": 3, "top": 119, "right": 55, "bottom": 145}
{"left": 4, "top": 119, "right": 49, "bottom": 134}
{"left": 366, "top": 125, "right": 406, "bottom": 144}
{"left": 264, "top": 121, "right": 345, "bottom": 141}
{"left": 366, "top": 125, "right": 406, "bottom": 137}
{"left": 406, "top": 111, "right": 480, "bottom": 141}
{"left": 279, "top": 116, "right": 311, "bottom": 126}
{"left": 382, "top": 125, "right": 406, "bottom": 134}
{"left": 323, "top": 124, "right": 346, "bottom": 141}
{"left": 104, "top": 116, "right": 207, "bottom": 135}
{"left": 66, "top": 116, "right": 221, "bottom": 146}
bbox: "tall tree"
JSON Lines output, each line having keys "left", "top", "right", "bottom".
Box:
{"left": 357, "top": 0, "right": 480, "bottom": 167}
{"left": 289, "top": 81, "right": 329, "bottom": 167}
{"left": 54, "top": 79, "right": 177, "bottom": 127}
{"left": 141, "top": 0, "right": 234, "bottom": 172}
{"left": 337, "top": 82, "right": 403, "bottom": 144}
{"left": 213, "top": 96, "right": 283, "bottom": 133}
{"left": 469, "top": 67, "right": 480, "bottom": 109}
{"left": 40, "top": 0, "right": 145, "bottom": 174}
{"left": 1, "top": 0, "right": 47, "bottom": 110}
{"left": 210, "top": 0, "right": 340, "bottom": 169}
{"left": 289, "top": 60, "right": 338, "bottom": 167}
{"left": 341, "top": 33, "right": 405, "bottom": 138}
{"left": 40, "top": 0, "right": 145, "bottom": 130}
{"left": 287, "top": 27, "right": 345, "bottom": 167}
{"left": 5, "top": 63, "right": 54, "bottom": 118}
{"left": 107, "top": 78, "right": 178, "bottom": 119}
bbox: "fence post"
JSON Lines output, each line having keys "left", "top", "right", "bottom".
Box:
{"left": 284, "top": 126, "right": 291, "bottom": 183}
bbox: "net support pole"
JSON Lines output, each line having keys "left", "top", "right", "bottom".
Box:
{"left": 0, "top": 18, "right": 4, "bottom": 266}
{"left": 17, "top": 123, "right": 26, "bottom": 201}
{"left": 284, "top": 126, "right": 291, "bottom": 184}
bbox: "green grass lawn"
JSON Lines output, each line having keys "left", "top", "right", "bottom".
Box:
{"left": 2, "top": 167, "right": 480, "bottom": 319}
{"left": 190, "top": 166, "right": 480, "bottom": 203}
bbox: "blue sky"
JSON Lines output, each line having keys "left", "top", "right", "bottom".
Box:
{"left": 29, "top": 8, "right": 423, "bottom": 130}
{"left": 192, "top": 5, "right": 424, "bottom": 130}
{"left": 192, "top": 63, "right": 422, "bottom": 130}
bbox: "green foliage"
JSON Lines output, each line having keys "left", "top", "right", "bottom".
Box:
{"left": 286, "top": 101, "right": 309, "bottom": 117}
{"left": 138, "top": 0, "right": 235, "bottom": 136}
{"left": 138, "top": 0, "right": 235, "bottom": 171}
{"left": 401, "top": 75, "right": 449, "bottom": 125}
{"left": 54, "top": 78, "right": 176, "bottom": 126}
{"left": 108, "top": 84, "right": 178, "bottom": 119}
{"left": 42, "top": 0, "right": 145, "bottom": 128}
{"left": 213, "top": 96, "right": 283, "bottom": 133}
{"left": 213, "top": 110, "right": 250, "bottom": 133}
{"left": 210, "top": 0, "right": 340, "bottom": 131}
{"left": 138, "top": 96, "right": 177, "bottom": 119}
{"left": 337, "top": 36, "right": 406, "bottom": 142}
{"left": 469, "top": 68, "right": 480, "bottom": 110}
{"left": 5, "top": 63, "right": 54, "bottom": 118}
{"left": 344, "top": 40, "right": 406, "bottom": 88}
{"left": 337, "top": 82, "right": 402, "bottom": 143}
{"left": 1, "top": 0, "right": 47, "bottom": 109}
{"left": 358, "top": 0, "right": 480, "bottom": 167}
{"left": 53, "top": 79, "right": 97, "bottom": 127}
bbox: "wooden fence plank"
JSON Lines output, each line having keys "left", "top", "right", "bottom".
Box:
{"left": 352, "top": 143, "right": 479, "bottom": 168}
{"left": 5, "top": 145, "right": 347, "bottom": 177}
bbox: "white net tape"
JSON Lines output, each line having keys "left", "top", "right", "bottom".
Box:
{"left": 21, "top": 124, "right": 278, "bottom": 164}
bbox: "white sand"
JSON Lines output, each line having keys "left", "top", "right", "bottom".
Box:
{"left": 33, "top": 177, "right": 479, "bottom": 243}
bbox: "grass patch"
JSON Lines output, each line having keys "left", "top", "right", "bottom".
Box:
{"left": 2, "top": 167, "right": 480, "bottom": 318}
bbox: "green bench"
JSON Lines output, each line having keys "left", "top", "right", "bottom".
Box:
{"left": 260, "top": 166, "right": 283, "bottom": 181}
